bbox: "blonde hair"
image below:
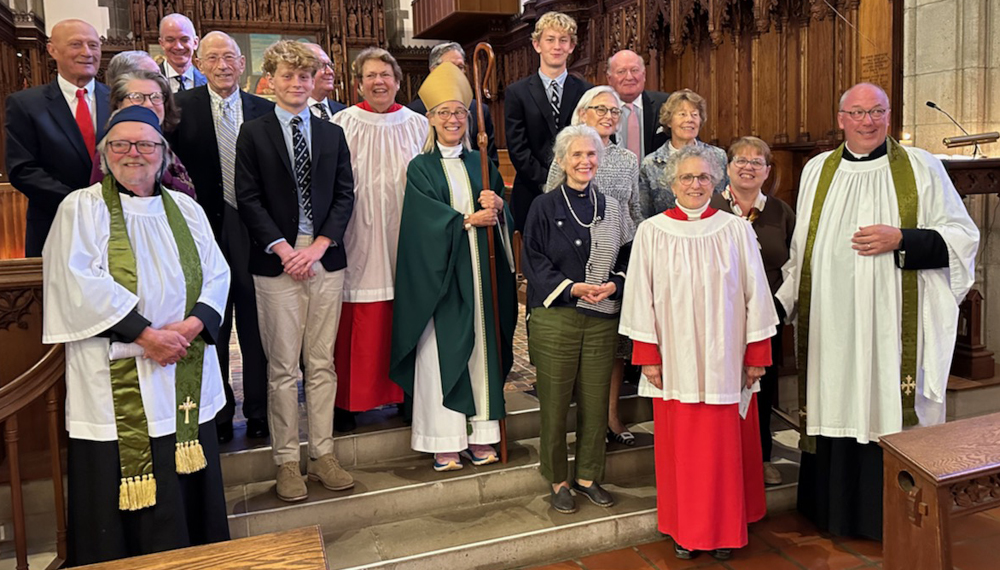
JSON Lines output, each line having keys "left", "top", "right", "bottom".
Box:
{"left": 728, "top": 136, "right": 772, "bottom": 164}
{"left": 658, "top": 89, "right": 708, "bottom": 128}
{"left": 531, "top": 11, "right": 578, "bottom": 45}
{"left": 261, "top": 40, "right": 318, "bottom": 75}
{"left": 421, "top": 103, "right": 472, "bottom": 154}
{"left": 352, "top": 47, "right": 403, "bottom": 84}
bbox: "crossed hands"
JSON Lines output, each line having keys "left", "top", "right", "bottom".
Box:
{"left": 135, "top": 316, "right": 204, "bottom": 367}
{"left": 274, "top": 237, "right": 332, "bottom": 281}
{"left": 571, "top": 282, "right": 617, "bottom": 305}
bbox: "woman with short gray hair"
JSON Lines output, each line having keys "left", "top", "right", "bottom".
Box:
{"left": 523, "top": 125, "right": 633, "bottom": 515}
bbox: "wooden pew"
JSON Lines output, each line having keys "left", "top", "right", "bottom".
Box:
{"left": 880, "top": 412, "right": 1000, "bottom": 570}
{"left": 75, "top": 526, "right": 328, "bottom": 569}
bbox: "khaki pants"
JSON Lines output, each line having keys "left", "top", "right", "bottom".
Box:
{"left": 254, "top": 235, "right": 344, "bottom": 465}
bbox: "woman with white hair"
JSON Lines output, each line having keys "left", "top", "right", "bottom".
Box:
{"left": 523, "top": 125, "right": 634, "bottom": 515}
{"left": 620, "top": 144, "right": 778, "bottom": 560}
{"left": 544, "top": 85, "right": 642, "bottom": 447}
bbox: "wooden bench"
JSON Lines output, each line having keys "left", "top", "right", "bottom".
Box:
{"left": 75, "top": 526, "right": 328, "bottom": 569}
{"left": 880, "top": 412, "right": 1000, "bottom": 570}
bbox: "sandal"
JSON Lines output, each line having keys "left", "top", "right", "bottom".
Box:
{"left": 607, "top": 428, "right": 636, "bottom": 446}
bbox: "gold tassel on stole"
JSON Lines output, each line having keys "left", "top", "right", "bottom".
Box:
{"left": 175, "top": 440, "right": 207, "bottom": 474}
{"left": 118, "top": 473, "right": 157, "bottom": 511}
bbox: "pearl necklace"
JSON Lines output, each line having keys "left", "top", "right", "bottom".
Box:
{"left": 560, "top": 184, "right": 598, "bottom": 228}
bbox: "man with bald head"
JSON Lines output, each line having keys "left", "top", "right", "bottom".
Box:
{"left": 158, "top": 13, "right": 207, "bottom": 93}
{"left": 170, "top": 30, "right": 274, "bottom": 443}
{"left": 606, "top": 49, "right": 668, "bottom": 160}
{"left": 5, "top": 18, "right": 110, "bottom": 256}
{"left": 304, "top": 43, "right": 347, "bottom": 121}
{"left": 777, "top": 82, "right": 979, "bottom": 539}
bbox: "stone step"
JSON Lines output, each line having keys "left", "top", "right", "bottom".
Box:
{"left": 220, "top": 391, "right": 654, "bottom": 487}
{"left": 322, "top": 472, "right": 799, "bottom": 570}
{"left": 227, "top": 427, "right": 657, "bottom": 540}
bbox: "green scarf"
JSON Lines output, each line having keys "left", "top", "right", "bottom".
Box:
{"left": 796, "top": 137, "right": 919, "bottom": 454}
{"left": 102, "top": 176, "right": 207, "bottom": 511}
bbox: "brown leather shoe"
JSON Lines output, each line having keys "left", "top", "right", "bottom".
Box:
{"left": 276, "top": 461, "right": 307, "bottom": 502}
{"left": 307, "top": 453, "right": 355, "bottom": 491}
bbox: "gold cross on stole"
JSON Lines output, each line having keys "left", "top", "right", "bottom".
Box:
{"left": 902, "top": 375, "right": 916, "bottom": 396}
{"left": 179, "top": 396, "right": 198, "bottom": 424}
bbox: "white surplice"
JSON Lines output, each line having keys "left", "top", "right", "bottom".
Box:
{"left": 410, "top": 144, "right": 513, "bottom": 453}
{"left": 332, "top": 106, "right": 428, "bottom": 302}
{"left": 42, "top": 184, "right": 230, "bottom": 441}
{"left": 776, "top": 147, "right": 979, "bottom": 443}
{"left": 619, "top": 211, "right": 779, "bottom": 404}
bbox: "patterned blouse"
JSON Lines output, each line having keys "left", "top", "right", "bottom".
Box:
{"left": 637, "top": 139, "right": 728, "bottom": 219}
{"left": 545, "top": 141, "right": 642, "bottom": 232}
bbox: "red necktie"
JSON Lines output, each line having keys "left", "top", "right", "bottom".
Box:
{"left": 625, "top": 103, "right": 641, "bottom": 158}
{"left": 75, "top": 88, "right": 96, "bottom": 158}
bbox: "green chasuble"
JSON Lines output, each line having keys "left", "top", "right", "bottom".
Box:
{"left": 390, "top": 147, "right": 517, "bottom": 421}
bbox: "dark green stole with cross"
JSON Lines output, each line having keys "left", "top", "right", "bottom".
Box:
{"left": 796, "top": 137, "right": 919, "bottom": 454}
{"left": 101, "top": 176, "right": 207, "bottom": 511}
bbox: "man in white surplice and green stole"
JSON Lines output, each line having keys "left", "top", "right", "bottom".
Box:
{"left": 42, "top": 106, "right": 231, "bottom": 566}
{"left": 776, "top": 83, "right": 979, "bottom": 540}
{"left": 390, "top": 62, "right": 517, "bottom": 472}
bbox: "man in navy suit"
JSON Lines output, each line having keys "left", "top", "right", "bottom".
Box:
{"left": 5, "top": 18, "right": 110, "bottom": 257}
{"left": 504, "top": 11, "right": 592, "bottom": 231}
{"left": 170, "top": 31, "right": 275, "bottom": 444}
{"left": 305, "top": 43, "right": 347, "bottom": 120}
{"left": 158, "top": 13, "right": 207, "bottom": 93}
{"left": 236, "top": 40, "right": 355, "bottom": 502}
{"left": 607, "top": 49, "right": 669, "bottom": 160}
{"left": 406, "top": 42, "right": 499, "bottom": 166}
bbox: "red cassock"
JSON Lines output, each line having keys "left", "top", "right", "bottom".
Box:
{"left": 335, "top": 300, "right": 404, "bottom": 411}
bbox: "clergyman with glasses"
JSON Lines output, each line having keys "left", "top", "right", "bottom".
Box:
{"left": 42, "top": 105, "right": 232, "bottom": 565}
{"left": 776, "top": 82, "right": 979, "bottom": 540}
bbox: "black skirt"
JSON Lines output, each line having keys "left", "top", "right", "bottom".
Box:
{"left": 67, "top": 420, "right": 230, "bottom": 567}
{"left": 796, "top": 435, "right": 883, "bottom": 540}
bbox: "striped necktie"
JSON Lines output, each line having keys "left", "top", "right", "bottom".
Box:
{"left": 176, "top": 75, "right": 187, "bottom": 92}
{"left": 549, "top": 80, "right": 560, "bottom": 123}
{"left": 216, "top": 99, "right": 239, "bottom": 208}
{"left": 313, "top": 102, "right": 331, "bottom": 121}
{"left": 290, "top": 116, "right": 313, "bottom": 221}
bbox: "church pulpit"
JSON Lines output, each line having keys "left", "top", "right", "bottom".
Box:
{"left": 879, "top": 412, "right": 1000, "bottom": 570}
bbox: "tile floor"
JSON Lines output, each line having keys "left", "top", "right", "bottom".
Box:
{"left": 529, "top": 508, "right": 1000, "bottom": 570}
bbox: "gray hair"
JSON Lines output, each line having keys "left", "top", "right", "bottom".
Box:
{"left": 198, "top": 30, "right": 242, "bottom": 59}
{"left": 106, "top": 51, "right": 156, "bottom": 86}
{"left": 547, "top": 125, "right": 605, "bottom": 190}
{"left": 97, "top": 110, "right": 173, "bottom": 182}
{"left": 421, "top": 102, "right": 472, "bottom": 154}
{"left": 571, "top": 85, "right": 622, "bottom": 126}
{"left": 662, "top": 144, "right": 723, "bottom": 189}
{"left": 429, "top": 42, "right": 465, "bottom": 70}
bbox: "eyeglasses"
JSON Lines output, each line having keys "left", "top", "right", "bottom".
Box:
{"left": 435, "top": 108, "right": 469, "bottom": 120}
{"left": 107, "top": 140, "right": 163, "bottom": 155}
{"left": 731, "top": 157, "right": 768, "bottom": 169}
{"left": 587, "top": 105, "right": 622, "bottom": 117}
{"left": 677, "top": 173, "right": 714, "bottom": 187}
{"left": 839, "top": 107, "right": 889, "bottom": 121}
{"left": 200, "top": 54, "right": 239, "bottom": 66}
{"left": 124, "top": 91, "right": 165, "bottom": 105}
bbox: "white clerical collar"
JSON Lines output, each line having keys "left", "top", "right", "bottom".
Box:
{"left": 437, "top": 142, "right": 463, "bottom": 158}
{"left": 678, "top": 202, "right": 709, "bottom": 220}
{"left": 845, "top": 144, "right": 871, "bottom": 159}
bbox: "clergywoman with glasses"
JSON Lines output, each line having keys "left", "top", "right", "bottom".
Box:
{"left": 709, "top": 136, "right": 795, "bottom": 487}
{"left": 91, "top": 70, "right": 195, "bottom": 197}
{"left": 544, "top": 85, "right": 642, "bottom": 448}
{"left": 523, "top": 125, "right": 633, "bottom": 515}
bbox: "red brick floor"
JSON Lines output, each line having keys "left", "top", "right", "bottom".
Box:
{"left": 529, "top": 508, "right": 1000, "bottom": 570}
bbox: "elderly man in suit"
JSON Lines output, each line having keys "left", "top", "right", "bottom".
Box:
{"left": 5, "top": 18, "right": 110, "bottom": 257}
{"left": 159, "top": 13, "right": 207, "bottom": 93}
{"left": 236, "top": 40, "right": 355, "bottom": 502}
{"left": 305, "top": 43, "right": 347, "bottom": 120}
{"left": 607, "top": 49, "right": 669, "bottom": 160}
{"left": 504, "top": 11, "right": 592, "bottom": 231}
{"left": 170, "top": 31, "right": 275, "bottom": 443}
{"left": 406, "top": 42, "right": 498, "bottom": 166}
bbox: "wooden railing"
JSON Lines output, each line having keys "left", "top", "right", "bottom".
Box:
{"left": 0, "top": 183, "right": 27, "bottom": 259}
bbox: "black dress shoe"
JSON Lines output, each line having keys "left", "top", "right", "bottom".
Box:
{"left": 217, "top": 420, "right": 234, "bottom": 444}
{"left": 550, "top": 486, "right": 577, "bottom": 514}
{"left": 334, "top": 408, "right": 356, "bottom": 433}
{"left": 674, "top": 543, "right": 695, "bottom": 559}
{"left": 246, "top": 418, "right": 269, "bottom": 439}
{"left": 571, "top": 481, "right": 614, "bottom": 507}
{"left": 711, "top": 549, "right": 732, "bottom": 560}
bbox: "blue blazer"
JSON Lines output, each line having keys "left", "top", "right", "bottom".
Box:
{"left": 161, "top": 61, "right": 208, "bottom": 89}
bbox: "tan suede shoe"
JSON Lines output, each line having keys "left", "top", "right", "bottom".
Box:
{"left": 307, "top": 453, "right": 355, "bottom": 491}
{"left": 276, "top": 461, "right": 308, "bottom": 502}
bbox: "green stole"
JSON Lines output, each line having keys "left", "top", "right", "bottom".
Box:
{"left": 796, "top": 137, "right": 919, "bottom": 454}
{"left": 101, "top": 177, "right": 208, "bottom": 511}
